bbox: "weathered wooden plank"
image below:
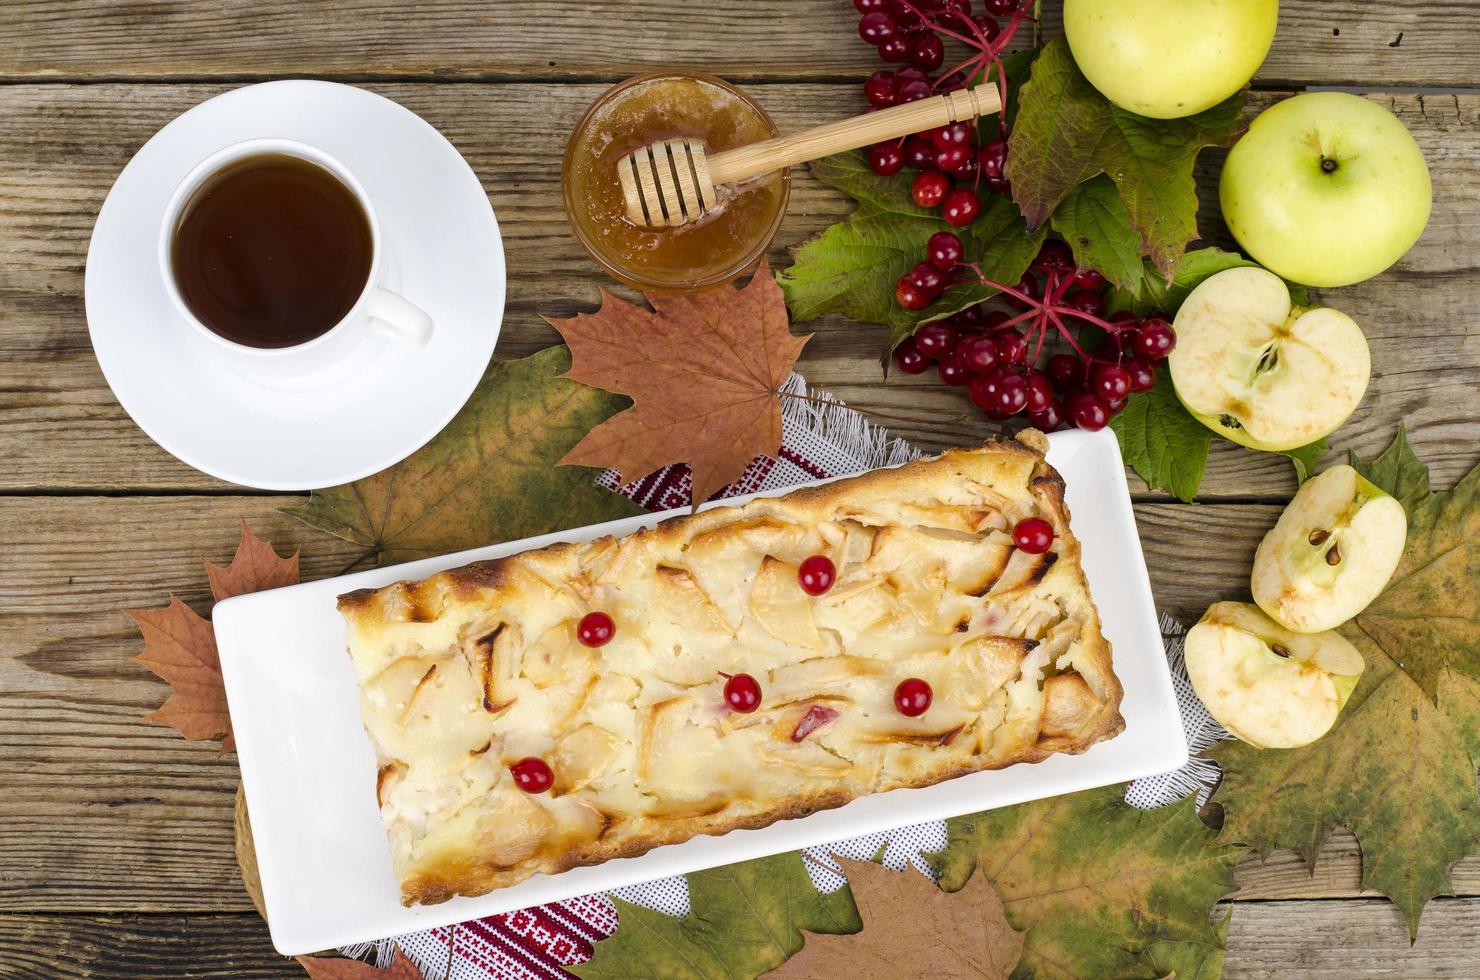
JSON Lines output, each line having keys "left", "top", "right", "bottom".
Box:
{"left": 2, "top": 494, "right": 1477, "bottom": 912}
{"left": 0, "top": 914, "right": 290, "bottom": 979}
{"left": 1222, "top": 898, "right": 1480, "bottom": 978}
{"left": 2, "top": 0, "right": 1475, "bottom": 88}
{"left": 3, "top": 898, "right": 1480, "bottom": 979}
{"left": 1, "top": 84, "right": 1475, "bottom": 497}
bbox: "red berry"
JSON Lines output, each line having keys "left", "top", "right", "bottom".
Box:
{"left": 893, "top": 67, "right": 927, "bottom": 89}
{"left": 903, "top": 135, "right": 935, "bottom": 169}
{"left": 1031, "top": 239, "right": 1075, "bottom": 276}
{"left": 1013, "top": 517, "right": 1055, "bottom": 554}
{"left": 896, "top": 79, "right": 931, "bottom": 102}
{"left": 878, "top": 34, "right": 911, "bottom": 62}
{"left": 1092, "top": 363, "right": 1131, "bottom": 402}
{"left": 949, "top": 153, "right": 978, "bottom": 181}
{"left": 981, "top": 309, "right": 1012, "bottom": 331}
{"left": 1134, "top": 317, "right": 1177, "bottom": 360}
{"left": 1004, "top": 271, "right": 1040, "bottom": 310}
{"left": 864, "top": 70, "right": 897, "bottom": 108}
{"left": 1105, "top": 395, "right": 1128, "bottom": 415}
{"left": 577, "top": 611, "right": 614, "bottom": 647}
{"left": 798, "top": 554, "right": 836, "bottom": 596}
{"left": 868, "top": 142, "right": 904, "bottom": 176}
{"left": 896, "top": 276, "right": 931, "bottom": 311}
{"left": 983, "top": 176, "right": 1011, "bottom": 196}
{"left": 858, "top": 12, "right": 898, "bottom": 44}
{"left": 915, "top": 321, "right": 959, "bottom": 358}
{"left": 958, "top": 333, "right": 998, "bottom": 374}
{"left": 941, "top": 187, "right": 981, "bottom": 227}
{"left": 934, "top": 144, "right": 970, "bottom": 173}
{"left": 994, "top": 330, "right": 1027, "bottom": 366}
{"left": 1024, "top": 370, "right": 1054, "bottom": 414}
{"left": 1027, "top": 398, "right": 1065, "bottom": 432}
{"left": 908, "top": 261, "right": 946, "bottom": 296}
{"left": 984, "top": 0, "right": 1020, "bottom": 14}
{"left": 1047, "top": 353, "right": 1084, "bottom": 391}
{"left": 938, "top": 348, "right": 971, "bottom": 386}
{"left": 723, "top": 673, "right": 763, "bottom": 713}
{"left": 1071, "top": 268, "right": 1109, "bottom": 292}
{"left": 993, "top": 372, "right": 1029, "bottom": 415}
{"left": 954, "top": 303, "right": 986, "bottom": 328}
{"left": 1126, "top": 356, "right": 1158, "bottom": 393}
{"left": 1068, "top": 391, "right": 1110, "bottom": 431}
{"left": 971, "top": 14, "right": 1001, "bottom": 43}
{"left": 894, "top": 338, "right": 931, "bottom": 374}
{"left": 926, "top": 231, "right": 964, "bottom": 271}
{"left": 913, "top": 170, "right": 949, "bottom": 208}
{"left": 1108, "top": 309, "right": 1140, "bottom": 328}
{"left": 510, "top": 757, "right": 554, "bottom": 793}
{"left": 931, "top": 122, "right": 973, "bottom": 150}
{"left": 910, "top": 32, "right": 945, "bottom": 70}
{"left": 1064, "top": 288, "right": 1106, "bottom": 318}
{"left": 894, "top": 677, "right": 933, "bottom": 716}
{"left": 978, "top": 138, "right": 1007, "bottom": 181}
{"left": 854, "top": 0, "right": 886, "bottom": 10}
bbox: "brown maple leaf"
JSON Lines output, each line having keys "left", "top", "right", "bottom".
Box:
{"left": 207, "top": 520, "right": 300, "bottom": 601}
{"left": 765, "top": 856, "right": 1025, "bottom": 980}
{"left": 130, "top": 523, "right": 299, "bottom": 750}
{"left": 297, "top": 947, "right": 424, "bottom": 980}
{"left": 545, "top": 261, "right": 810, "bottom": 505}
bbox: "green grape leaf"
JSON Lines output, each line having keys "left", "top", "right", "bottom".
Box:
{"left": 572, "top": 850, "right": 861, "bottom": 979}
{"left": 1108, "top": 373, "right": 1212, "bottom": 503}
{"left": 1279, "top": 438, "right": 1330, "bottom": 484}
{"left": 777, "top": 151, "right": 1042, "bottom": 352}
{"left": 1007, "top": 37, "right": 1245, "bottom": 275}
{"left": 1108, "top": 247, "right": 1309, "bottom": 318}
{"left": 1050, "top": 174, "right": 1145, "bottom": 291}
{"left": 1212, "top": 432, "right": 1480, "bottom": 938}
{"left": 930, "top": 784, "right": 1241, "bottom": 979}
{"left": 289, "top": 346, "right": 643, "bottom": 565}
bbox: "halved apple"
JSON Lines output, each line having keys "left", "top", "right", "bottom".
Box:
{"left": 1252, "top": 464, "right": 1407, "bottom": 633}
{"left": 1169, "top": 267, "right": 1370, "bottom": 451}
{"left": 1185, "top": 601, "right": 1365, "bottom": 748}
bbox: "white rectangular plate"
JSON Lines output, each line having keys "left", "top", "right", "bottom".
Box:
{"left": 216, "top": 427, "right": 1186, "bottom": 955}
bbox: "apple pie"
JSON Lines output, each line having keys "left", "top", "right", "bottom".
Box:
{"left": 338, "top": 431, "right": 1123, "bottom": 906}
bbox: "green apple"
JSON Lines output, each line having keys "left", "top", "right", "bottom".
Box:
{"left": 1252, "top": 464, "right": 1407, "bottom": 633}
{"left": 1063, "top": 0, "right": 1278, "bottom": 119}
{"left": 1169, "top": 266, "right": 1369, "bottom": 451}
{"left": 1220, "top": 92, "right": 1432, "bottom": 287}
{"left": 1185, "top": 601, "right": 1364, "bottom": 748}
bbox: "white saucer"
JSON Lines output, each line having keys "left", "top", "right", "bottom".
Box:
{"left": 85, "top": 81, "right": 505, "bottom": 490}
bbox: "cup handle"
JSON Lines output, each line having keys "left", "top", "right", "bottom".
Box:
{"left": 365, "top": 286, "right": 433, "bottom": 348}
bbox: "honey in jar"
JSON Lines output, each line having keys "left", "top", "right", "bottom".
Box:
{"left": 563, "top": 72, "right": 789, "bottom": 291}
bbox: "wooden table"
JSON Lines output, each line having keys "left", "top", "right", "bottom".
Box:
{"left": 2, "top": 2, "right": 1476, "bottom": 976}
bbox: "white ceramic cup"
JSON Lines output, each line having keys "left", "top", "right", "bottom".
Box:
{"left": 159, "top": 137, "right": 433, "bottom": 383}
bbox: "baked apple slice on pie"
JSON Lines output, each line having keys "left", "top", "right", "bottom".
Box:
{"left": 338, "top": 430, "right": 1123, "bottom": 906}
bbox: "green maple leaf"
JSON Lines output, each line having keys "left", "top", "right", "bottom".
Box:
{"left": 572, "top": 850, "right": 861, "bottom": 979}
{"left": 1007, "top": 37, "right": 1245, "bottom": 275}
{"left": 930, "top": 783, "right": 1240, "bottom": 979}
{"left": 1351, "top": 423, "right": 1431, "bottom": 512}
{"left": 777, "top": 151, "right": 1043, "bottom": 352}
{"left": 1108, "top": 373, "right": 1213, "bottom": 503}
{"left": 1211, "top": 430, "right": 1480, "bottom": 938}
{"left": 1050, "top": 175, "right": 1144, "bottom": 291}
{"left": 289, "top": 345, "right": 642, "bottom": 565}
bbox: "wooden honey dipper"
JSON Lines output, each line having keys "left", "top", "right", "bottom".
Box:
{"left": 619, "top": 82, "right": 1002, "bottom": 228}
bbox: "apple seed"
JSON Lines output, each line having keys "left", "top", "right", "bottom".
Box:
{"left": 1325, "top": 543, "right": 1342, "bottom": 566}
{"left": 1308, "top": 529, "right": 1331, "bottom": 545}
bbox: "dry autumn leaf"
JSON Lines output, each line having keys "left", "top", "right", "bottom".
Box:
{"left": 130, "top": 523, "right": 299, "bottom": 751}
{"left": 765, "top": 856, "right": 1025, "bottom": 980}
{"left": 546, "top": 261, "right": 810, "bottom": 505}
{"left": 297, "top": 947, "right": 424, "bottom": 980}
{"left": 208, "top": 521, "right": 300, "bottom": 601}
